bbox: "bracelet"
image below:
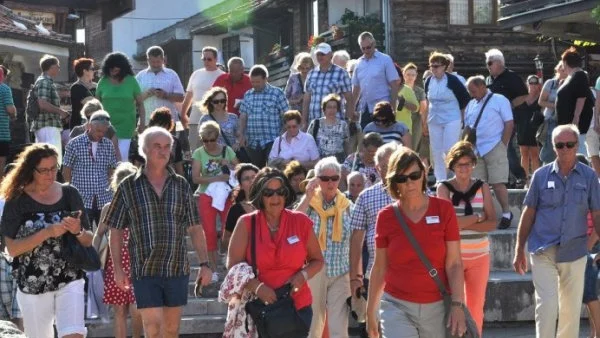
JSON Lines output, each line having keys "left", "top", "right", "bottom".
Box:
{"left": 254, "top": 282, "right": 265, "bottom": 295}
{"left": 75, "top": 228, "right": 84, "bottom": 237}
{"left": 451, "top": 300, "right": 465, "bottom": 308}
{"left": 300, "top": 270, "right": 308, "bottom": 281}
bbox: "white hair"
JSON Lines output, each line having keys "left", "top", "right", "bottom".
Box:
{"left": 485, "top": 48, "right": 505, "bottom": 66}
{"left": 333, "top": 50, "right": 350, "bottom": 63}
{"left": 347, "top": 59, "right": 358, "bottom": 73}
{"left": 227, "top": 57, "right": 245, "bottom": 69}
{"left": 290, "top": 52, "right": 312, "bottom": 73}
{"left": 445, "top": 54, "right": 455, "bottom": 63}
{"left": 314, "top": 156, "right": 341, "bottom": 176}
{"left": 88, "top": 110, "right": 111, "bottom": 127}
{"left": 465, "top": 75, "right": 486, "bottom": 87}
{"left": 347, "top": 171, "right": 366, "bottom": 185}
{"left": 552, "top": 124, "right": 580, "bottom": 145}
{"left": 138, "top": 126, "right": 173, "bottom": 161}
{"left": 357, "top": 31, "right": 375, "bottom": 45}
{"left": 375, "top": 143, "right": 401, "bottom": 166}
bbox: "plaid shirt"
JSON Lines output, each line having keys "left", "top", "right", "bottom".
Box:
{"left": 305, "top": 64, "right": 351, "bottom": 122}
{"left": 103, "top": 166, "right": 200, "bottom": 278}
{"left": 240, "top": 84, "right": 288, "bottom": 148}
{"left": 32, "top": 74, "right": 62, "bottom": 131}
{"left": 349, "top": 182, "right": 392, "bottom": 277}
{"left": 63, "top": 133, "right": 117, "bottom": 209}
{"left": 306, "top": 197, "right": 353, "bottom": 277}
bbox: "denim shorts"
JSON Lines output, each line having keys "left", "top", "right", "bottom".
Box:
{"left": 133, "top": 275, "right": 189, "bottom": 309}
{"left": 583, "top": 255, "right": 598, "bottom": 304}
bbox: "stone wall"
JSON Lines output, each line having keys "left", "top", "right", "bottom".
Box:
{"left": 84, "top": 9, "right": 112, "bottom": 64}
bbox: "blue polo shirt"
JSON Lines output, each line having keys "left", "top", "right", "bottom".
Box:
{"left": 524, "top": 161, "right": 600, "bottom": 262}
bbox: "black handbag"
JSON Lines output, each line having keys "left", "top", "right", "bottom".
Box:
{"left": 391, "top": 203, "right": 479, "bottom": 338}
{"left": 209, "top": 112, "right": 252, "bottom": 163}
{"left": 244, "top": 215, "right": 309, "bottom": 338}
{"left": 61, "top": 231, "right": 101, "bottom": 272}
{"left": 461, "top": 93, "right": 493, "bottom": 145}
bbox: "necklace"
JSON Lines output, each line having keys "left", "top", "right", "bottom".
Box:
{"left": 267, "top": 221, "right": 279, "bottom": 232}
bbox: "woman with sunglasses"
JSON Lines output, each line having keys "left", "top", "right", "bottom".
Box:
{"left": 367, "top": 148, "right": 466, "bottom": 338}
{"left": 192, "top": 120, "right": 239, "bottom": 282}
{"left": 514, "top": 75, "right": 543, "bottom": 186}
{"left": 295, "top": 157, "right": 353, "bottom": 338}
{"left": 307, "top": 94, "right": 350, "bottom": 163}
{"left": 223, "top": 163, "right": 259, "bottom": 254}
{"left": 268, "top": 110, "right": 320, "bottom": 170}
{"left": 286, "top": 53, "right": 314, "bottom": 113}
{"left": 198, "top": 87, "right": 240, "bottom": 150}
{"left": 363, "top": 101, "right": 412, "bottom": 148}
{"left": 436, "top": 141, "right": 496, "bottom": 336}
{"left": 0, "top": 144, "right": 93, "bottom": 338}
{"left": 227, "top": 167, "right": 324, "bottom": 335}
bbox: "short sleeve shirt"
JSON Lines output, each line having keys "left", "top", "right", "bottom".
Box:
{"left": 305, "top": 64, "right": 352, "bottom": 121}
{"left": 192, "top": 146, "right": 237, "bottom": 194}
{"left": 486, "top": 69, "right": 528, "bottom": 103}
{"left": 541, "top": 79, "right": 560, "bottom": 119}
{"left": 0, "top": 84, "right": 14, "bottom": 141}
{"left": 198, "top": 113, "right": 239, "bottom": 147}
{"left": 136, "top": 67, "right": 185, "bottom": 124}
{"left": 213, "top": 73, "right": 252, "bottom": 115}
{"left": 32, "top": 74, "right": 62, "bottom": 131}
{"left": 239, "top": 84, "right": 288, "bottom": 148}
{"left": 96, "top": 75, "right": 141, "bottom": 139}
{"left": 307, "top": 118, "right": 349, "bottom": 157}
{"left": 187, "top": 68, "right": 225, "bottom": 124}
{"left": 352, "top": 51, "right": 400, "bottom": 113}
{"left": 363, "top": 121, "right": 409, "bottom": 145}
{"left": 555, "top": 70, "right": 594, "bottom": 133}
{"left": 395, "top": 85, "right": 418, "bottom": 131}
{"left": 268, "top": 131, "right": 320, "bottom": 163}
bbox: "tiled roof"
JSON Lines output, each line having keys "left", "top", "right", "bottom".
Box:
{"left": 0, "top": 4, "right": 73, "bottom": 46}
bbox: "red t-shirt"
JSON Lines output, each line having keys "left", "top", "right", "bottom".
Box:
{"left": 375, "top": 197, "right": 460, "bottom": 303}
{"left": 213, "top": 73, "right": 252, "bottom": 115}
{"left": 243, "top": 209, "right": 313, "bottom": 310}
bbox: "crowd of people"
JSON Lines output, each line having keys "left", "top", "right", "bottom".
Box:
{"left": 0, "top": 28, "right": 597, "bottom": 338}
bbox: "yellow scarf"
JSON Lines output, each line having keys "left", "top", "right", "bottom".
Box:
{"left": 309, "top": 189, "right": 351, "bottom": 250}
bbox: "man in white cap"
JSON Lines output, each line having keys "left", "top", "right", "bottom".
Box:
{"left": 302, "top": 42, "right": 354, "bottom": 129}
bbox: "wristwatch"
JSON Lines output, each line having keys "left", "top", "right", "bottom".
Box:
{"left": 451, "top": 300, "right": 465, "bottom": 309}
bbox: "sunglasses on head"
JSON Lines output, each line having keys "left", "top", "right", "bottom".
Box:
{"left": 202, "top": 138, "right": 217, "bottom": 143}
{"left": 392, "top": 170, "right": 422, "bottom": 184}
{"left": 263, "top": 187, "right": 287, "bottom": 197}
{"left": 318, "top": 175, "right": 340, "bottom": 182}
{"left": 212, "top": 99, "right": 226, "bottom": 105}
{"left": 555, "top": 141, "right": 577, "bottom": 149}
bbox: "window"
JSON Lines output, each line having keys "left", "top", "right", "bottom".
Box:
{"left": 364, "top": 0, "right": 381, "bottom": 17}
{"left": 221, "top": 35, "right": 240, "bottom": 65}
{"left": 449, "top": 0, "right": 496, "bottom": 26}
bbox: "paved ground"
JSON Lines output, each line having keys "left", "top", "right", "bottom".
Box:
{"left": 483, "top": 321, "right": 591, "bottom": 337}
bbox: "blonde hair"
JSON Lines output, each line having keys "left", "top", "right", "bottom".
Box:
{"left": 198, "top": 120, "right": 220, "bottom": 139}
{"left": 81, "top": 99, "right": 104, "bottom": 119}
{"left": 111, "top": 162, "right": 137, "bottom": 192}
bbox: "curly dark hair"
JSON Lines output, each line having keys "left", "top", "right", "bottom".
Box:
{"left": 248, "top": 167, "right": 296, "bottom": 209}
{"left": 0, "top": 144, "right": 59, "bottom": 201}
{"left": 101, "top": 52, "right": 134, "bottom": 81}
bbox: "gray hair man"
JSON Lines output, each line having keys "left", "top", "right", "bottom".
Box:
{"left": 514, "top": 124, "right": 600, "bottom": 338}
{"left": 104, "top": 126, "right": 213, "bottom": 337}
{"left": 212, "top": 57, "right": 252, "bottom": 115}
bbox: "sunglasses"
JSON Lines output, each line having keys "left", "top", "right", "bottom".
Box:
{"left": 392, "top": 170, "right": 422, "bottom": 184}
{"left": 212, "top": 99, "right": 226, "bottom": 105}
{"left": 35, "top": 164, "right": 60, "bottom": 175}
{"left": 429, "top": 64, "right": 442, "bottom": 69}
{"left": 263, "top": 187, "right": 287, "bottom": 197}
{"left": 486, "top": 61, "right": 494, "bottom": 67}
{"left": 361, "top": 45, "right": 373, "bottom": 51}
{"left": 555, "top": 141, "right": 577, "bottom": 149}
{"left": 318, "top": 175, "right": 340, "bottom": 182}
{"left": 528, "top": 81, "right": 540, "bottom": 85}
{"left": 90, "top": 116, "right": 110, "bottom": 122}
{"left": 202, "top": 138, "right": 217, "bottom": 143}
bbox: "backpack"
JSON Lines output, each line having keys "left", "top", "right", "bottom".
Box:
{"left": 25, "top": 81, "right": 40, "bottom": 123}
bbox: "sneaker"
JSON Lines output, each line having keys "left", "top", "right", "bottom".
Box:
{"left": 498, "top": 212, "right": 513, "bottom": 230}
{"left": 211, "top": 272, "right": 220, "bottom": 283}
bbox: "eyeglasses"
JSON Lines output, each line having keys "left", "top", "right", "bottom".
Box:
{"left": 555, "top": 141, "right": 577, "bottom": 149}
{"left": 361, "top": 44, "right": 374, "bottom": 51}
{"left": 262, "top": 187, "right": 287, "bottom": 197}
{"left": 454, "top": 162, "right": 473, "bottom": 169}
{"left": 212, "top": 99, "right": 227, "bottom": 105}
{"left": 429, "top": 64, "right": 442, "bottom": 69}
{"left": 486, "top": 61, "right": 494, "bottom": 67}
{"left": 374, "top": 118, "right": 388, "bottom": 125}
{"left": 34, "top": 164, "right": 60, "bottom": 175}
{"left": 392, "top": 170, "right": 422, "bottom": 184}
{"left": 318, "top": 175, "right": 340, "bottom": 182}
{"left": 202, "top": 138, "right": 217, "bottom": 143}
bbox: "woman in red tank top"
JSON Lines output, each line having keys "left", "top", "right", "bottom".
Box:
{"left": 227, "top": 167, "right": 324, "bottom": 333}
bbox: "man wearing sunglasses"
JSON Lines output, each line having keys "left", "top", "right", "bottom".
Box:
{"left": 351, "top": 32, "right": 400, "bottom": 129}
{"left": 514, "top": 124, "right": 600, "bottom": 338}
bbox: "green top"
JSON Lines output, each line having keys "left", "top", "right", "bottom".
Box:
{"left": 96, "top": 75, "right": 141, "bottom": 139}
{"left": 192, "top": 145, "right": 237, "bottom": 194}
{"left": 395, "top": 85, "right": 419, "bottom": 132}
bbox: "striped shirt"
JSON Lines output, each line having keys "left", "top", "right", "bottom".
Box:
{"left": 306, "top": 197, "right": 353, "bottom": 277}
{"left": 103, "top": 166, "right": 200, "bottom": 278}
{"left": 449, "top": 188, "right": 489, "bottom": 260}
{"left": 240, "top": 84, "right": 288, "bottom": 148}
{"left": 0, "top": 84, "right": 13, "bottom": 141}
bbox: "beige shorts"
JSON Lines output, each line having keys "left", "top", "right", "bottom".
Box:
{"left": 586, "top": 128, "right": 600, "bottom": 157}
{"left": 473, "top": 141, "right": 509, "bottom": 184}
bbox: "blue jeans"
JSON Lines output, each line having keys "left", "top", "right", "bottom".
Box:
{"left": 583, "top": 255, "right": 599, "bottom": 304}
{"left": 540, "top": 118, "right": 557, "bottom": 164}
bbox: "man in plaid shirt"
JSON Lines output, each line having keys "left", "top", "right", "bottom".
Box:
{"left": 301, "top": 43, "right": 354, "bottom": 129}
{"left": 238, "top": 65, "right": 289, "bottom": 167}
{"left": 32, "top": 55, "right": 69, "bottom": 163}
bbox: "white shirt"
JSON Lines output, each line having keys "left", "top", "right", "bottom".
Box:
{"left": 464, "top": 91, "right": 513, "bottom": 156}
{"left": 136, "top": 67, "right": 185, "bottom": 124}
{"left": 186, "top": 68, "right": 225, "bottom": 124}
{"left": 268, "top": 131, "right": 320, "bottom": 163}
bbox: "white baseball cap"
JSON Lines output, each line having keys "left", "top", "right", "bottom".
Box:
{"left": 315, "top": 43, "right": 332, "bottom": 55}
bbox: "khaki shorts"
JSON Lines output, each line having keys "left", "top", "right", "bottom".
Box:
{"left": 473, "top": 141, "right": 509, "bottom": 184}
{"left": 586, "top": 128, "right": 600, "bottom": 157}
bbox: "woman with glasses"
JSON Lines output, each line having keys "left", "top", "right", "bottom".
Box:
{"left": 192, "top": 120, "right": 238, "bottom": 282}
{"left": 286, "top": 53, "right": 314, "bottom": 113}
{"left": 70, "top": 58, "right": 97, "bottom": 130}
{"left": 363, "top": 101, "right": 411, "bottom": 147}
{"left": 223, "top": 163, "right": 259, "bottom": 253}
{"left": 307, "top": 94, "right": 350, "bottom": 163}
{"left": 268, "top": 110, "right": 320, "bottom": 169}
{"left": 514, "top": 75, "right": 543, "bottom": 186}
{"left": 295, "top": 157, "right": 353, "bottom": 338}
{"left": 96, "top": 52, "right": 146, "bottom": 159}
{"left": 436, "top": 141, "right": 496, "bottom": 336}
{"left": 367, "top": 148, "right": 466, "bottom": 338}
{"left": 423, "top": 52, "right": 470, "bottom": 183}
{"left": 227, "top": 167, "right": 324, "bottom": 335}
{"left": 0, "top": 144, "right": 92, "bottom": 338}
{"left": 198, "top": 87, "right": 240, "bottom": 150}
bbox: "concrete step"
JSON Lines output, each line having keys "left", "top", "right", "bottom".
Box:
{"left": 86, "top": 314, "right": 226, "bottom": 337}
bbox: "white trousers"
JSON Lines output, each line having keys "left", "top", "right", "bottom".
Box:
{"left": 428, "top": 119, "right": 461, "bottom": 182}
{"left": 118, "top": 138, "right": 131, "bottom": 162}
{"left": 308, "top": 267, "right": 350, "bottom": 338}
{"left": 35, "top": 126, "right": 63, "bottom": 164}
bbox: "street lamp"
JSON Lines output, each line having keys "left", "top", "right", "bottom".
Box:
{"left": 534, "top": 54, "right": 543, "bottom": 81}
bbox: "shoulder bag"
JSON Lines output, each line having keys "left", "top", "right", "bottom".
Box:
{"left": 209, "top": 112, "right": 251, "bottom": 163}
{"left": 244, "top": 215, "right": 309, "bottom": 338}
{"left": 461, "top": 93, "right": 493, "bottom": 145}
{"left": 391, "top": 203, "right": 479, "bottom": 338}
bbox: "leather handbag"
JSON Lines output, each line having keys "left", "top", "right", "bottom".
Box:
{"left": 244, "top": 215, "right": 309, "bottom": 338}
{"left": 62, "top": 231, "right": 102, "bottom": 272}
{"left": 461, "top": 93, "right": 493, "bottom": 145}
{"left": 391, "top": 203, "right": 479, "bottom": 338}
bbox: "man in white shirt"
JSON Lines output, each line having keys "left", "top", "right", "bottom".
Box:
{"left": 181, "top": 46, "right": 225, "bottom": 152}
{"left": 136, "top": 46, "right": 185, "bottom": 126}
{"left": 464, "top": 75, "right": 514, "bottom": 227}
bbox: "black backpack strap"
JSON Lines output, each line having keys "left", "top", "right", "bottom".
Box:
{"left": 312, "top": 119, "right": 320, "bottom": 146}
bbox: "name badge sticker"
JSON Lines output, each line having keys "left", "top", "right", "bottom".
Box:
{"left": 425, "top": 216, "right": 440, "bottom": 224}
{"left": 547, "top": 181, "right": 555, "bottom": 189}
{"left": 287, "top": 235, "right": 300, "bottom": 244}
